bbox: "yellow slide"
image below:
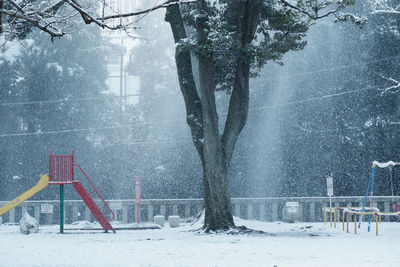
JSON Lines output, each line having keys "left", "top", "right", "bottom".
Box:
{"left": 0, "top": 175, "right": 49, "bottom": 217}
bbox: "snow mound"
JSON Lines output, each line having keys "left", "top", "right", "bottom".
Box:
{"left": 19, "top": 213, "right": 38, "bottom": 235}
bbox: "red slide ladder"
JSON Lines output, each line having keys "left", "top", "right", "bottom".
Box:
{"left": 73, "top": 163, "right": 115, "bottom": 233}
{"left": 49, "top": 150, "right": 115, "bottom": 233}
{"left": 73, "top": 182, "right": 114, "bottom": 232}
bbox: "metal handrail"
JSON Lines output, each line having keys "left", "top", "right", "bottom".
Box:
{"left": 73, "top": 163, "right": 115, "bottom": 221}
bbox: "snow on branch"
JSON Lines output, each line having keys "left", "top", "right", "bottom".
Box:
{"left": 279, "top": 0, "right": 367, "bottom": 27}
{"left": 372, "top": 161, "right": 400, "bottom": 168}
{"left": 371, "top": 0, "right": 400, "bottom": 15}
{"left": 373, "top": 9, "right": 400, "bottom": 15}
{"left": 97, "top": 0, "right": 199, "bottom": 21}
{"left": 377, "top": 73, "right": 400, "bottom": 95}
{"left": 0, "top": 0, "right": 199, "bottom": 40}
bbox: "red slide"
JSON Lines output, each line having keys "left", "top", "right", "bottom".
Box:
{"left": 73, "top": 181, "right": 115, "bottom": 233}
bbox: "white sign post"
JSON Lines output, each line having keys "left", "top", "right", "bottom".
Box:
{"left": 326, "top": 175, "right": 334, "bottom": 226}
{"left": 327, "top": 176, "right": 334, "bottom": 197}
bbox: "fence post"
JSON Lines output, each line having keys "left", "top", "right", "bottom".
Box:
{"left": 335, "top": 202, "right": 340, "bottom": 223}
{"left": 160, "top": 205, "right": 166, "bottom": 218}
{"left": 309, "top": 202, "right": 316, "bottom": 222}
{"left": 346, "top": 202, "right": 352, "bottom": 222}
{"left": 21, "top": 205, "right": 27, "bottom": 217}
{"left": 384, "top": 201, "right": 390, "bottom": 221}
{"left": 9, "top": 208, "right": 15, "bottom": 223}
{"left": 272, "top": 202, "right": 278, "bottom": 221}
{"left": 46, "top": 213, "right": 53, "bottom": 225}
{"left": 235, "top": 203, "right": 241, "bottom": 218}
{"left": 85, "top": 206, "right": 91, "bottom": 222}
{"left": 247, "top": 203, "right": 253, "bottom": 220}
{"left": 384, "top": 201, "right": 390, "bottom": 212}
{"left": 147, "top": 204, "right": 154, "bottom": 222}
{"left": 72, "top": 204, "right": 78, "bottom": 222}
{"left": 122, "top": 203, "right": 128, "bottom": 224}
{"left": 298, "top": 202, "right": 303, "bottom": 222}
{"left": 34, "top": 204, "right": 40, "bottom": 222}
{"left": 196, "top": 204, "right": 203, "bottom": 214}
{"left": 184, "top": 204, "right": 191, "bottom": 218}
{"left": 259, "top": 203, "right": 266, "bottom": 221}
{"left": 173, "top": 205, "right": 178, "bottom": 216}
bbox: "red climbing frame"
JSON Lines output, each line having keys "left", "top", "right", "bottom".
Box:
{"left": 49, "top": 149, "right": 74, "bottom": 184}
{"left": 49, "top": 150, "right": 115, "bottom": 232}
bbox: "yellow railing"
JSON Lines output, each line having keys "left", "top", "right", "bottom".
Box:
{"left": 323, "top": 206, "right": 400, "bottom": 236}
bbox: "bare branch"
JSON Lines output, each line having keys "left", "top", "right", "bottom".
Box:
{"left": 372, "top": 9, "right": 400, "bottom": 15}
{"left": 280, "top": 0, "right": 366, "bottom": 27}
{"left": 280, "top": 0, "right": 342, "bottom": 20}
{"left": 40, "top": 0, "right": 66, "bottom": 16}
{"left": 377, "top": 74, "right": 400, "bottom": 95}
{"left": 0, "top": 8, "right": 64, "bottom": 38}
{"left": 0, "top": 0, "right": 199, "bottom": 40}
{"left": 97, "top": 0, "right": 199, "bottom": 21}
{"left": 7, "top": 0, "right": 25, "bottom": 14}
{"left": 371, "top": 0, "right": 400, "bottom": 15}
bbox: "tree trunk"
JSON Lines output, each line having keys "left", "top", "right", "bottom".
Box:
{"left": 202, "top": 162, "right": 234, "bottom": 230}
{"left": 165, "top": 1, "right": 256, "bottom": 231}
{"left": 0, "top": 0, "right": 3, "bottom": 34}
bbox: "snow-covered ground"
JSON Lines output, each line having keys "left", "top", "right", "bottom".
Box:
{"left": 0, "top": 217, "right": 399, "bottom": 267}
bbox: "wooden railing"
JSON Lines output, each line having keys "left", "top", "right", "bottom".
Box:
{"left": 1, "top": 196, "right": 399, "bottom": 225}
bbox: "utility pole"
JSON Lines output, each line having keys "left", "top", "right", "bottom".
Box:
{"left": 120, "top": 37, "right": 124, "bottom": 111}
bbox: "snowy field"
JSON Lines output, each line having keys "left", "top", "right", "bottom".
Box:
{"left": 0, "top": 217, "right": 399, "bottom": 267}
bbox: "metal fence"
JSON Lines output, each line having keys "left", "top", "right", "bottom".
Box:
{"left": 1, "top": 196, "right": 399, "bottom": 225}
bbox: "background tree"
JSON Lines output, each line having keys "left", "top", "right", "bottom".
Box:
{"left": 0, "top": 25, "right": 113, "bottom": 200}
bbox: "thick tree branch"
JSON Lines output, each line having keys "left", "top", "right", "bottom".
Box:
{"left": 196, "top": 1, "right": 220, "bottom": 143}
{"left": 165, "top": 3, "right": 204, "bottom": 157}
{"left": 0, "top": 0, "right": 3, "bottom": 34}
{"left": 221, "top": 0, "right": 261, "bottom": 169}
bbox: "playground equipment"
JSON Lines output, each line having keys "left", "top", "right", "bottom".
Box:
{"left": 0, "top": 175, "right": 50, "bottom": 217}
{"left": 323, "top": 206, "right": 400, "bottom": 235}
{"left": 360, "top": 161, "right": 400, "bottom": 232}
{"left": 323, "top": 160, "right": 400, "bottom": 235}
{"left": 0, "top": 150, "right": 115, "bottom": 233}
{"left": 343, "top": 207, "right": 399, "bottom": 236}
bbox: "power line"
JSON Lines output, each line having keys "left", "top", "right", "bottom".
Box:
{"left": 0, "top": 116, "right": 188, "bottom": 137}
{"left": 1, "top": 55, "right": 399, "bottom": 107}
{"left": 0, "top": 125, "right": 126, "bottom": 138}
{"left": 0, "top": 124, "right": 189, "bottom": 144}
{"left": 119, "top": 140, "right": 189, "bottom": 145}
{"left": 0, "top": 94, "right": 141, "bottom": 107}
{"left": 262, "top": 55, "right": 400, "bottom": 82}
{"left": 248, "top": 86, "right": 375, "bottom": 112}
{"left": 0, "top": 84, "right": 388, "bottom": 138}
